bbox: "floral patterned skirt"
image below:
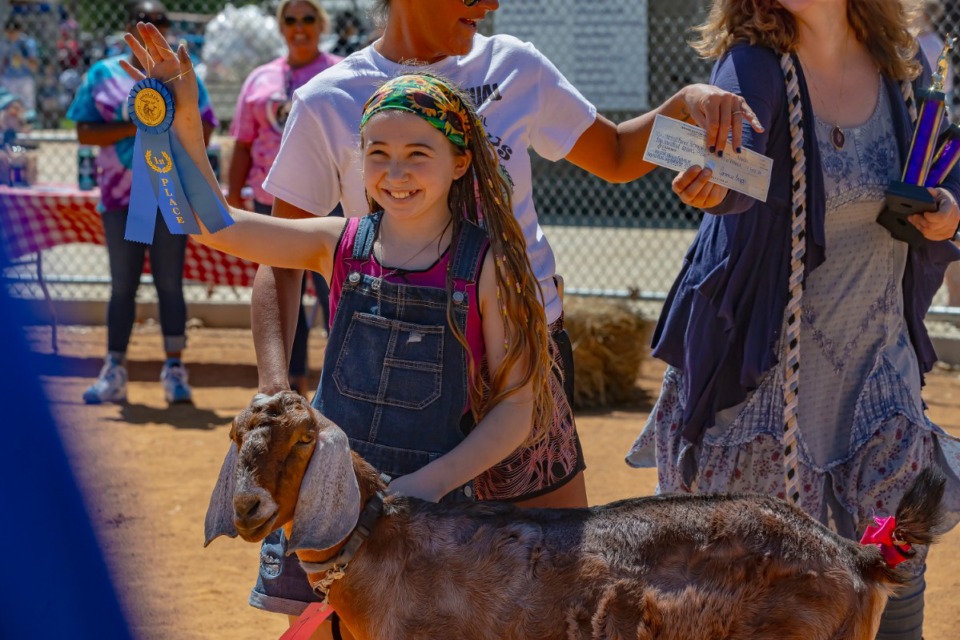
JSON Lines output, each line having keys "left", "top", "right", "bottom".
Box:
{"left": 626, "top": 365, "right": 960, "bottom": 577}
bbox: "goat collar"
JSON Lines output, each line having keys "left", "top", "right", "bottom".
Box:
{"left": 299, "top": 486, "right": 387, "bottom": 601}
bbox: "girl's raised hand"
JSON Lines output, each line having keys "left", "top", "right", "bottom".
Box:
{"left": 119, "top": 23, "right": 204, "bottom": 147}
{"left": 385, "top": 470, "right": 443, "bottom": 503}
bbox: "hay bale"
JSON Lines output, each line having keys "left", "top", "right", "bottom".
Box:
{"left": 563, "top": 296, "right": 648, "bottom": 409}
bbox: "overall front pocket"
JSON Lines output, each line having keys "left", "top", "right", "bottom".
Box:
{"left": 333, "top": 312, "right": 445, "bottom": 410}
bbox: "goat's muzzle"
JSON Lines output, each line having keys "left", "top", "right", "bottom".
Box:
{"left": 233, "top": 486, "right": 279, "bottom": 541}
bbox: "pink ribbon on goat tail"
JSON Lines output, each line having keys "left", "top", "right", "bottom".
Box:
{"left": 860, "top": 516, "right": 913, "bottom": 567}
{"left": 280, "top": 603, "right": 336, "bottom": 639}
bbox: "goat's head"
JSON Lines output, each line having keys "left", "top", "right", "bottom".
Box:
{"left": 203, "top": 391, "right": 361, "bottom": 554}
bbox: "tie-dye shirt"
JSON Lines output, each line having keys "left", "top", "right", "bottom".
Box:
{"left": 67, "top": 55, "right": 218, "bottom": 212}
{"left": 0, "top": 33, "right": 39, "bottom": 80}
{"left": 229, "top": 53, "right": 340, "bottom": 205}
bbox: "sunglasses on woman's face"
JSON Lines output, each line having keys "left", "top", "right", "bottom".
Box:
{"left": 283, "top": 14, "right": 318, "bottom": 27}
{"left": 137, "top": 12, "right": 171, "bottom": 28}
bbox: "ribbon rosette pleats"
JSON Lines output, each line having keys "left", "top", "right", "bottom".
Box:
{"left": 125, "top": 77, "right": 233, "bottom": 243}
{"left": 859, "top": 516, "right": 913, "bottom": 567}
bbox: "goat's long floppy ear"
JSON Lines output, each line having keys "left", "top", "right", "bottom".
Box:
{"left": 204, "top": 443, "right": 240, "bottom": 546}
{"left": 287, "top": 421, "right": 362, "bottom": 554}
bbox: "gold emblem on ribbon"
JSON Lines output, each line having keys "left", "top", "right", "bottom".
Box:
{"left": 145, "top": 150, "right": 173, "bottom": 174}
{"left": 134, "top": 87, "right": 166, "bottom": 128}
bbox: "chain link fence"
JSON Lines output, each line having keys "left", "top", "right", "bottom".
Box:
{"left": 1, "top": 0, "right": 958, "bottom": 322}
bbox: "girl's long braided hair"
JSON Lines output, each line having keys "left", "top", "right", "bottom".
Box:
{"left": 363, "top": 72, "right": 558, "bottom": 446}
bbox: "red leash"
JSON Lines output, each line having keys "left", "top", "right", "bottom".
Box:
{"left": 279, "top": 603, "right": 336, "bottom": 640}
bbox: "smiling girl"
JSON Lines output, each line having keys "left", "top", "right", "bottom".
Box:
{"left": 248, "top": 0, "right": 762, "bottom": 519}
{"left": 123, "top": 23, "right": 569, "bottom": 635}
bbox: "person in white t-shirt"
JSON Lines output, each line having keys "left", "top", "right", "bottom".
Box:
{"left": 246, "top": 0, "right": 760, "bottom": 631}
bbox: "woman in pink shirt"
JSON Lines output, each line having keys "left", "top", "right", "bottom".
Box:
{"left": 227, "top": 0, "right": 342, "bottom": 394}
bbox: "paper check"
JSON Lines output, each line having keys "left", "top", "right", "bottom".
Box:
{"left": 643, "top": 114, "right": 773, "bottom": 203}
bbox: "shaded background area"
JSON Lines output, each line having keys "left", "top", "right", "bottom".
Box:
{"left": 4, "top": 0, "right": 959, "bottom": 311}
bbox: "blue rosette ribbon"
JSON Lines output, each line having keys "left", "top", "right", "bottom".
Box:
{"left": 125, "top": 77, "right": 233, "bottom": 243}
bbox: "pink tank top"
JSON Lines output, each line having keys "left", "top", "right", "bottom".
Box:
{"left": 330, "top": 217, "right": 487, "bottom": 388}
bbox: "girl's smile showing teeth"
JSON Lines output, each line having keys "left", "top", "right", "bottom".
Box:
{"left": 362, "top": 111, "right": 472, "bottom": 228}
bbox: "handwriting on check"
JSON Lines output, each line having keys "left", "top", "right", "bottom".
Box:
{"left": 643, "top": 115, "right": 772, "bottom": 202}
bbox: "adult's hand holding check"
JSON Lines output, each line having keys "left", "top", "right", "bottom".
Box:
{"left": 645, "top": 115, "right": 774, "bottom": 209}
{"left": 668, "top": 87, "right": 765, "bottom": 208}
{"left": 681, "top": 83, "right": 764, "bottom": 158}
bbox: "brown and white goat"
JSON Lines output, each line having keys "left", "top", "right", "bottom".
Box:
{"left": 205, "top": 391, "right": 944, "bottom": 640}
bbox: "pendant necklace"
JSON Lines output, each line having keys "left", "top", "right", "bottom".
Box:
{"left": 372, "top": 217, "right": 451, "bottom": 313}
{"left": 802, "top": 29, "right": 850, "bottom": 151}
{"left": 830, "top": 40, "right": 849, "bottom": 151}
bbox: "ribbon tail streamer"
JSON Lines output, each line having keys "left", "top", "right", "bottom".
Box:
{"left": 125, "top": 77, "right": 235, "bottom": 244}
{"left": 144, "top": 131, "right": 201, "bottom": 235}
{"left": 171, "top": 135, "right": 234, "bottom": 233}
{"left": 126, "top": 134, "right": 160, "bottom": 244}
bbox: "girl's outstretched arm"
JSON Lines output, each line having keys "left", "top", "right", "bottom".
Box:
{"left": 193, "top": 209, "right": 344, "bottom": 279}
{"left": 387, "top": 251, "right": 535, "bottom": 502}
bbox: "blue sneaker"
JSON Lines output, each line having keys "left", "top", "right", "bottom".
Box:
{"left": 83, "top": 357, "right": 128, "bottom": 404}
{"left": 161, "top": 361, "right": 193, "bottom": 404}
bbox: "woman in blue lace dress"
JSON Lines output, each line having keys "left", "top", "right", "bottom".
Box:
{"left": 627, "top": 2, "right": 960, "bottom": 638}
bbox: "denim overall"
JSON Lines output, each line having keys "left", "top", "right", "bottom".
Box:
{"left": 251, "top": 214, "right": 489, "bottom": 615}
{"left": 312, "top": 212, "right": 488, "bottom": 487}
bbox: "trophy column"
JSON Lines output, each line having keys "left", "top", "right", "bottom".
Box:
{"left": 877, "top": 36, "right": 957, "bottom": 246}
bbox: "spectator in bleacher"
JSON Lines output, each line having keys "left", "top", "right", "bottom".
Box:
{"left": 226, "top": 0, "right": 342, "bottom": 395}
{"left": 627, "top": 1, "right": 960, "bottom": 638}
{"left": 67, "top": 1, "right": 218, "bottom": 406}
{"left": 56, "top": 19, "right": 84, "bottom": 71}
{"left": 1, "top": 18, "right": 40, "bottom": 114}
{"left": 36, "top": 63, "right": 61, "bottom": 128}
{"left": 0, "top": 89, "right": 28, "bottom": 146}
{"left": 330, "top": 10, "right": 365, "bottom": 57}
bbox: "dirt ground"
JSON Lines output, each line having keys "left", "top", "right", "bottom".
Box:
{"left": 31, "top": 322, "right": 960, "bottom": 640}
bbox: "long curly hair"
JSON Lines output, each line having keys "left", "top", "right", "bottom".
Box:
{"left": 372, "top": 0, "right": 390, "bottom": 27}
{"left": 362, "top": 72, "right": 557, "bottom": 447}
{"left": 691, "top": 0, "right": 922, "bottom": 81}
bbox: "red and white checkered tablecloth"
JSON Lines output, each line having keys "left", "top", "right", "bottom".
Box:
{"left": 0, "top": 185, "right": 259, "bottom": 287}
